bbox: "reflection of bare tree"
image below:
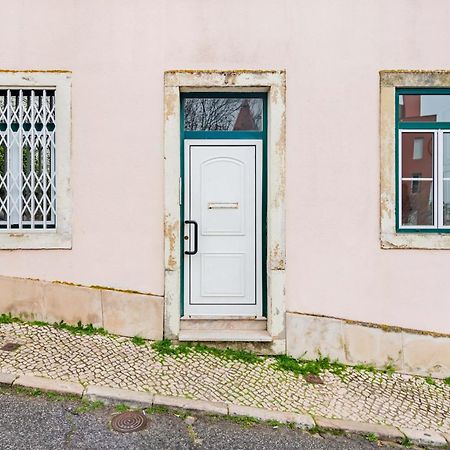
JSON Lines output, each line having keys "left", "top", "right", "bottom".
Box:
{"left": 184, "top": 98, "right": 262, "bottom": 131}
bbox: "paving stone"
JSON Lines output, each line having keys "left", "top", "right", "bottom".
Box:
{"left": 399, "top": 428, "right": 448, "bottom": 447}
{"left": 84, "top": 385, "right": 154, "bottom": 407}
{"left": 14, "top": 375, "right": 84, "bottom": 397}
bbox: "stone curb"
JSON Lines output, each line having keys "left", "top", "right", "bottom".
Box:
{"left": 0, "top": 372, "right": 18, "bottom": 386}
{"left": 399, "top": 428, "right": 448, "bottom": 448}
{"left": 13, "top": 374, "right": 84, "bottom": 397}
{"left": 315, "top": 416, "right": 404, "bottom": 442}
{"left": 153, "top": 394, "right": 228, "bottom": 415}
{"left": 443, "top": 433, "right": 450, "bottom": 445}
{"left": 229, "top": 404, "right": 314, "bottom": 429}
{"left": 1, "top": 371, "right": 449, "bottom": 447}
{"left": 84, "top": 385, "right": 154, "bottom": 408}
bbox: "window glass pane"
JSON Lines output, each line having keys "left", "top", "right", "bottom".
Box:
{"left": 443, "top": 180, "right": 450, "bottom": 226}
{"left": 443, "top": 134, "right": 450, "bottom": 178}
{"left": 184, "top": 97, "right": 263, "bottom": 131}
{"left": 399, "top": 94, "right": 450, "bottom": 122}
{"left": 401, "top": 133, "right": 433, "bottom": 178}
{"left": 401, "top": 180, "right": 433, "bottom": 226}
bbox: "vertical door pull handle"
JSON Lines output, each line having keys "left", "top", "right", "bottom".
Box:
{"left": 184, "top": 220, "right": 198, "bottom": 255}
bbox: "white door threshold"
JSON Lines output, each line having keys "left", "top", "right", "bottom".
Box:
{"left": 178, "top": 329, "right": 272, "bottom": 342}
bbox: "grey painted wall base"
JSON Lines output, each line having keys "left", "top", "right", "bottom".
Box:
{"left": 0, "top": 275, "right": 163, "bottom": 340}
{"left": 286, "top": 312, "right": 450, "bottom": 378}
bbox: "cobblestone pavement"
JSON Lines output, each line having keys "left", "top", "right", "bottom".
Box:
{"left": 0, "top": 323, "right": 448, "bottom": 435}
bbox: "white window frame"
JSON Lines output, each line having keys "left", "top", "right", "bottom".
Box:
{"left": 0, "top": 71, "right": 71, "bottom": 249}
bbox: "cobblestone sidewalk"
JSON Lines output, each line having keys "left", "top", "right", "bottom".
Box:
{"left": 0, "top": 323, "right": 448, "bottom": 435}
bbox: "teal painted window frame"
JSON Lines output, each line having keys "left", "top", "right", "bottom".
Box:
{"left": 179, "top": 92, "right": 268, "bottom": 317}
{"left": 396, "top": 88, "right": 450, "bottom": 233}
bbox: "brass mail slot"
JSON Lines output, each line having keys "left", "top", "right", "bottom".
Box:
{"left": 208, "top": 202, "right": 239, "bottom": 209}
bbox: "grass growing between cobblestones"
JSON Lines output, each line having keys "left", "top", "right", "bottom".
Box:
{"left": 0, "top": 313, "right": 109, "bottom": 337}
{"left": 272, "top": 354, "right": 347, "bottom": 378}
{"left": 151, "top": 339, "right": 262, "bottom": 364}
{"left": 131, "top": 336, "right": 146, "bottom": 346}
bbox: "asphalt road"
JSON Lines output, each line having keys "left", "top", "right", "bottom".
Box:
{"left": 0, "top": 389, "right": 402, "bottom": 450}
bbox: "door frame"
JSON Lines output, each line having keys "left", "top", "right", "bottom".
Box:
{"left": 183, "top": 138, "right": 264, "bottom": 317}
{"left": 163, "top": 70, "right": 286, "bottom": 352}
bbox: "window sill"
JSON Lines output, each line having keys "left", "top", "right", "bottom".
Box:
{"left": 381, "top": 232, "right": 450, "bottom": 249}
{"left": 0, "top": 230, "right": 71, "bottom": 250}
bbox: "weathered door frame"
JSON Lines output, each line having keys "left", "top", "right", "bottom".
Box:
{"left": 163, "top": 70, "right": 286, "bottom": 353}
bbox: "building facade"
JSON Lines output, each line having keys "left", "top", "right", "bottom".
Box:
{"left": 0, "top": 0, "right": 449, "bottom": 377}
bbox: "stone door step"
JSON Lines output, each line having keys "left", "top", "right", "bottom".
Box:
{"left": 180, "top": 317, "right": 267, "bottom": 331}
{"left": 178, "top": 329, "right": 272, "bottom": 342}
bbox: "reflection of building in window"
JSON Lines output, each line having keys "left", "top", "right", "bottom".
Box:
{"left": 413, "top": 138, "right": 423, "bottom": 160}
{"left": 401, "top": 131, "right": 433, "bottom": 226}
{"left": 399, "top": 95, "right": 437, "bottom": 122}
{"left": 411, "top": 173, "right": 422, "bottom": 193}
{"left": 184, "top": 97, "right": 263, "bottom": 131}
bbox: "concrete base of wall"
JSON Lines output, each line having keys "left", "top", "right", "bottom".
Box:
{"left": 286, "top": 312, "right": 450, "bottom": 378}
{"left": 0, "top": 276, "right": 164, "bottom": 340}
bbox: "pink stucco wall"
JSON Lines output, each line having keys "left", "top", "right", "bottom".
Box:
{"left": 0, "top": 0, "right": 449, "bottom": 333}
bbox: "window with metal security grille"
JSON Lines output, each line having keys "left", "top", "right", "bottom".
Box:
{"left": 0, "top": 89, "right": 56, "bottom": 230}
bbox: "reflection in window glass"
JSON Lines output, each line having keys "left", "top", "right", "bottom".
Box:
{"left": 401, "top": 133, "right": 433, "bottom": 178}
{"left": 399, "top": 94, "right": 450, "bottom": 122}
{"left": 413, "top": 138, "right": 423, "bottom": 160}
{"left": 401, "top": 180, "right": 433, "bottom": 226}
{"left": 184, "top": 98, "right": 263, "bottom": 131}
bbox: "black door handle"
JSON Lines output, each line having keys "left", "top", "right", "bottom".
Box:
{"left": 184, "top": 220, "right": 198, "bottom": 255}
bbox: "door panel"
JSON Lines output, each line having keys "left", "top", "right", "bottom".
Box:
{"left": 184, "top": 140, "right": 262, "bottom": 316}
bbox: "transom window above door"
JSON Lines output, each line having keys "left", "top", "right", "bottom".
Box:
{"left": 182, "top": 94, "right": 264, "bottom": 131}
{"left": 397, "top": 90, "right": 450, "bottom": 231}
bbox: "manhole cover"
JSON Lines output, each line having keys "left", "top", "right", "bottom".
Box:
{"left": 0, "top": 342, "right": 21, "bottom": 352}
{"left": 111, "top": 411, "right": 147, "bottom": 433}
{"left": 304, "top": 374, "right": 324, "bottom": 384}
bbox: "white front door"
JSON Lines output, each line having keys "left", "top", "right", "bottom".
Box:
{"left": 184, "top": 139, "right": 262, "bottom": 316}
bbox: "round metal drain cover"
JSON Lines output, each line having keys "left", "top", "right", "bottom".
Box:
{"left": 111, "top": 411, "right": 147, "bottom": 433}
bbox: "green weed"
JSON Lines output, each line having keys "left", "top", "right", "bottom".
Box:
{"left": 53, "top": 320, "right": 109, "bottom": 336}
{"left": 273, "top": 354, "right": 346, "bottom": 378}
{"left": 145, "top": 405, "right": 170, "bottom": 415}
{"left": 131, "top": 336, "right": 146, "bottom": 346}
{"left": 74, "top": 399, "right": 104, "bottom": 414}
{"left": 0, "top": 313, "right": 22, "bottom": 324}
{"left": 224, "top": 414, "right": 260, "bottom": 427}
{"left": 0, "top": 313, "right": 109, "bottom": 337}
{"left": 353, "top": 363, "right": 377, "bottom": 373}
{"left": 366, "top": 432, "right": 378, "bottom": 442}
{"left": 424, "top": 376, "right": 436, "bottom": 386}
{"left": 444, "top": 377, "right": 450, "bottom": 387}
{"left": 151, "top": 340, "right": 262, "bottom": 364}
{"left": 382, "top": 364, "right": 396, "bottom": 376}
{"left": 401, "top": 436, "right": 412, "bottom": 447}
{"left": 115, "top": 403, "right": 130, "bottom": 412}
